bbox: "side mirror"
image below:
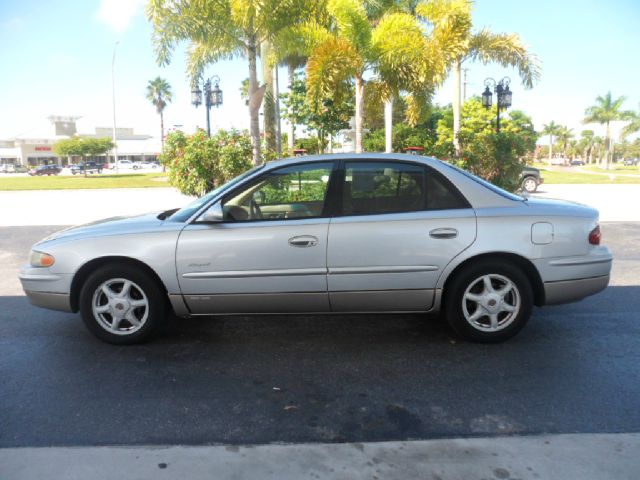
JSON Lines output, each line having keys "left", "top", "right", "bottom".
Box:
{"left": 196, "top": 201, "right": 224, "bottom": 223}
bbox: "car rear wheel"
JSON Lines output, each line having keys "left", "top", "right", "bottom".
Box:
{"left": 79, "top": 264, "right": 166, "bottom": 344}
{"left": 521, "top": 176, "right": 538, "bottom": 193}
{"left": 445, "top": 261, "right": 533, "bottom": 343}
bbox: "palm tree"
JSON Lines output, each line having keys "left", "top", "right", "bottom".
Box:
{"left": 583, "top": 92, "right": 632, "bottom": 170}
{"left": 592, "top": 136, "right": 605, "bottom": 165}
{"left": 436, "top": 0, "right": 540, "bottom": 154}
{"left": 278, "top": 0, "right": 444, "bottom": 153}
{"left": 147, "top": 0, "right": 312, "bottom": 165}
{"left": 580, "top": 130, "right": 595, "bottom": 164}
{"left": 541, "top": 121, "right": 561, "bottom": 164}
{"left": 622, "top": 105, "right": 640, "bottom": 139}
{"left": 555, "top": 126, "right": 574, "bottom": 163}
{"left": 146, "top": 77, "right": 172, "bottom": 153}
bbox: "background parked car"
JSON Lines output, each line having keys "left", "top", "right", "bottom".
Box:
{"left": 70, "top": 162, "right": 104, "bottom": 175}
{"left": 570, "top": 160, "right": 585, "bottom": 166}
{"left": 112, "top": 160, "right": 135, "bottom": 170}
{"left": 623, "top": 158, "right": 639, "bottom": 166}
{"left": 0, "top": 163, "right": 16, "bottom": 173}
{"left": 137, "top": 161, "right": 160, "bottom": 169}
{"left": 28, "top": 165, "right": 62, "bottom": 176}
{"left": 520, "top": 166, "right": 544, "bottom": 193}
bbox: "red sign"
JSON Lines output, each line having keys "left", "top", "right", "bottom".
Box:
{"left": 35, "top": 146, "right": 52, "bottom": 151}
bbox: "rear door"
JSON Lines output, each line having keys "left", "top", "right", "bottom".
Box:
{"left": 327, "top": 160, "right": 476, "bottom": 312}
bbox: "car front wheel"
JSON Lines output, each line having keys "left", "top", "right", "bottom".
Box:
{"left": 445, "top": 261, "right": 533, "bottom": 343}
{"left": 79, "top": 265, "right": 166, "bottom": 344}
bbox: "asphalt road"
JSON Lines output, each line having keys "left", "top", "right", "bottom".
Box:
{"left": 1, "top": 223, "right": 639, "bottom": 448}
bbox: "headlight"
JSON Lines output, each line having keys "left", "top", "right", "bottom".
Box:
{"left": 30, "top": 251, "right": 55, "bottom": 268}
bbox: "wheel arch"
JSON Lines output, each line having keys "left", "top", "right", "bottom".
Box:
{"left": 70, "top": 256, "right": 168, "bottom": 312}
{"left": 441, "top": 252, "right": 545, "bottom": 308}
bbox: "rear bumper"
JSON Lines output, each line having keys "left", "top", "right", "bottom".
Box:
{"left": 543, "top": 275, "right": 610, "bottom": 305}
{"left": 24, "top": 290, "right": 73, "bottom": 312}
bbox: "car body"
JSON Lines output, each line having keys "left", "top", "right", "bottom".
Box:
{"left": 623, "top": 158, "right": 639, "bottom": 166}
{"left": 70, "top": 162, "right": 104, "bottom": 174}
{"left": 520, "top": 166, "right": 544, "bottom": 193}
{"left": 28, "top": 165, "right": 61, "bottom": 176}
{"left": 570, "top": 160, "right": 585, "bottom": 166}
{"left": 20, "top": 153, "right": 612, "bottom": 344}
{"left": 0, "top": 163, "right": 15, "bottom": 173}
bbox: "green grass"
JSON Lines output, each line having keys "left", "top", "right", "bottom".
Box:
{"left": 0, "top": 173, "right": 169, "bottom": 191}
{"left": 540, "top": 169, "right": 640, "bottom": 184}
{"left": 583, "top": 164, "right": 640, "bottom": 172}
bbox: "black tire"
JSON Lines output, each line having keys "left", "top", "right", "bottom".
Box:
{"left": 79, "top": 264, "right": 166, "bottom": 344}
{"left": 521, "top": 176, "right": 538, "bottom": 193}
{"left": 445, "top": 260, "right": 533, "bottom": 343}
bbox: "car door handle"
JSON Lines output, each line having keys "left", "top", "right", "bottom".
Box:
{"left": 429, "top": 228, "right": 458, "bottom": 239}
{"left": 288, "top": 235, "right": 318, "bottom": 248}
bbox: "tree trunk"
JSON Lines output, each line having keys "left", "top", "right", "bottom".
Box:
{"left": 160, "top": 111, "right": 165, "bottom": 153}
{"left": 160, "top": 111, "right": 166, "bottom": 172}
{"left": 452, "top": 59, "right": 462, "bottom": 156}
{"left": 384, "top": 96, "right": 393, "bottom": 153}
{"left": 287, "top": 64, "right": 296, "bottom": 152}
{"left": 548, "top": 135, "right": 553, "bottom": 165}
{"left": 354, "top": 74, "right": 365, "bottom": 154}
{"left": 605, "top": 122, "right": 611, "bottom": 170}
{"left": 261, "top": 42, "right": 277, "bottom": 155}
{"left": 274, "top": 65, "right": 282, "bottom": 155}
{"left": 247, "top": 42, "right": 262, "bottom": 165}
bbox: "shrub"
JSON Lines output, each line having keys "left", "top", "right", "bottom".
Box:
{"left": 161, "top": 129, "right": 253, "bottom": 197}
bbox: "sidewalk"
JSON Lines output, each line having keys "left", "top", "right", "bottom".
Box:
{"left": 2, "top": 434, "right": 639, "bottom": 480}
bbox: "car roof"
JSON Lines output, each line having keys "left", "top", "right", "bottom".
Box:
{"left": 263, "top": 152, "right": 441, "bottom": 170}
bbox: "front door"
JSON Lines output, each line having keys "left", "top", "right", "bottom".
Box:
{"left": 176, "top": 161, "right": 335, "bottom": 314}
{"left": 327, "top": 160, "right": 476, "bottom": 311}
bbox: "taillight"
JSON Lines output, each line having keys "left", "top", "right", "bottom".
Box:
{"left": 589, "top": 225, "right": 601, "bottom": 245}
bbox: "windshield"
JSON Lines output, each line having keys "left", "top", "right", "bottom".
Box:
{"left": 441, "top": 162, "right": 525, "bottom": 202}
{"left": 168, "top": 165, "right": 264, "bottom": 222}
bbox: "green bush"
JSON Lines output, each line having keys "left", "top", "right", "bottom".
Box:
{"left": 161, "top": 129, "right": 253, "bottom": 197}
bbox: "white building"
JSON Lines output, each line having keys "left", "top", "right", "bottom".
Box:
{"left": 0, "top": 116, "right": 161, "bottom": 166}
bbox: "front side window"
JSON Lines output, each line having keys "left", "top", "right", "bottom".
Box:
{"left": 222, "top": 162, "right": 333, "bottom": 222}
{"left": 343, "top": 162, "right": 426, "bottom": 215}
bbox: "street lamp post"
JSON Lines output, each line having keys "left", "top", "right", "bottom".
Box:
{"left": 481, "top": 77, "right": 512, "bottom": 133}
{"left": 191, "top": 75, "right": 223, "bottom": 136}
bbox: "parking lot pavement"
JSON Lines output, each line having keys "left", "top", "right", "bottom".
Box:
{"left": 1, "top": 223, "right": 639, "bottom": 451}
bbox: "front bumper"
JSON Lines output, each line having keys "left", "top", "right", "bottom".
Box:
{"left": 19, "top": 266, "right": 74, "bottom": 313}
{"left": 24, "top": 290, "right": 73, "bottom": 312}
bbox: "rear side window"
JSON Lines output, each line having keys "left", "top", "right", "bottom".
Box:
{"left": 342, "top": 161, "right": 469, "bottom": 216}
{"left": 425, "top": 170, "right": 470, "bottom": 210}
{"left": 343, "top": 162, "right": 425, "bottom": 215}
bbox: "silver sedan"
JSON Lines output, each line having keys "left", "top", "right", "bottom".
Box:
{"left": 20, "top": 154, "right": 613, "bottom": 344}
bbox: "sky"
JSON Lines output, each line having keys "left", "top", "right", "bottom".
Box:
{"left": 0, "top": 0, "right": 639, "bottom": 141}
